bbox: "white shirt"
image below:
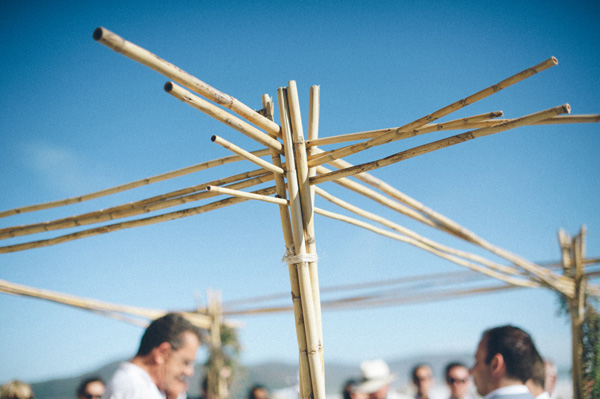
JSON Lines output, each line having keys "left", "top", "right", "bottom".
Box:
{"left": 104, "top": 362, "right": 165, "bottom": 399}
{"left": 482, "top": 385, "right": 532, "bottom": 399}
{"left": 535, "top": 393, "right": 550, "bottom": 399}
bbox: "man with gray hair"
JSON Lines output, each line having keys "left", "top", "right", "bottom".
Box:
{"left": 104, "top": 313, "right": 203, "bottom": 399}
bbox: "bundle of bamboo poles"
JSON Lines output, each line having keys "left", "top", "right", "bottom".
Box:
{"left": 2, "top": 26, "right": 600, "bottom": 399}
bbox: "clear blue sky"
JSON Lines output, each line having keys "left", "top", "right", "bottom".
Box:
{"left": 1, "top": 0, "right": 599, "bottom": 386}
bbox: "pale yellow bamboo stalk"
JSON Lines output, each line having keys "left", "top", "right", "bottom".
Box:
{"left": 314, "top": 186, "right": 526, "bottom": 277}
{"left": 314, "top": 206, "right": 540, "bottom": 288}
{"left": 415, "top": 114, "right": 600, "bottom": 131}
{"left": 165, "top": 82, "right": 283, "bottom": 153}
{"left": 276, "top": 88, "right": 312, "bottom": 399}
{"left": 211, "top": 135, "right": 284, "bottom": 174}
{"left": 0, "top": 278, "right": 213, "bottom": 328}
{"left": 279, "top": 86, "right": 325, "bottom": 399}
{"left": 315, "top": 165, "right": 439, "bottom": 229}
{"left": 308, "top": 57, "right": 559, "bottom": 166}
{"left": 333, "top": 154, "right": 576, "bottom": 295}
{"left": 0, "top": 187, "right": 276, "bottom": 254}
{"left": 205, "top": 185, "right": 287, "bottom": 205}
{"left": 0, "top": 149, "right": 271, "bottom": 219}
{"left": 1, "top": 170, "right": 273, "bottom": 240}
{"left": 93, "top": 27, "right": 280, "bottom": 137}
{"left": 311, "top": 104, "right": 571, "bottom": 186}
{"left": 307, "top": 111, "right": 504, "bottom": 148}
{"left": 287, "top": 81, "right": 324, "bottom": 378}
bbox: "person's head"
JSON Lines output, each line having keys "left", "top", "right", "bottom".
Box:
{"left": 0, "top": 380, "right": 34, "bottom": 399}
{"left": 444, "top": 362, "right": 470, "bottom": 399}
{"left": 411, "top": 364, "right": 434, "bottom": 398}
{"left": 248, "top": 384, "right": 269, "bottom": 399}
{"left": 136, "top": 313, "right": 203, "bottom": 396}
{"left": 525, "top": 355, "right": 545, "bottom": 397}
{"left": 76, "top": 377, "right": 105, "bottom": 399}
{"left": 354, "top": 359, "right": 396, "bottom": 399}
{"left": 471, "top": 325, "right": 540, "bottom": 397}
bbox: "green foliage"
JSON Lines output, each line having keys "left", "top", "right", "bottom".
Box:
{"left": 582, "top": 301, "right": 600, "bottom": 399}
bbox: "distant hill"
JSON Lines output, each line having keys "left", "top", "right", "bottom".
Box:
{"left": 29, "top": 352, "right": 571, "bottom": 399}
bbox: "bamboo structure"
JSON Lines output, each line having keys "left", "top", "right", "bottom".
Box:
{"left": 1, "top": 26, "right": 600, "bottom": 399}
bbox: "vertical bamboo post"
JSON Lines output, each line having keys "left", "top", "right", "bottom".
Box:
{"left": 278, "top": 86, "right": 325, "bottom": 399}
{"left": 207, "top": 289, "right": 226, "bottom": 399}
{"left": 264, "top": 93, "right": 312, "bottom": 399}
{"left": 559, "top": 228, "right": 586, "bottom": 399}
{"left": 287, "top": 82, "right": 324, "bottom": 372}
{"left": 571, "top": 227, "right": 586, "bottom": 399}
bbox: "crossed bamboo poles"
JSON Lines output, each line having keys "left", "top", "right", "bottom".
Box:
{"left": 2, "top": 26, "right": 600, "bottom": 399}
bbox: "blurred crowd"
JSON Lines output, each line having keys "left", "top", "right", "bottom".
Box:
{"left": 1, "top": 314, "right": 562, "bottom": 399}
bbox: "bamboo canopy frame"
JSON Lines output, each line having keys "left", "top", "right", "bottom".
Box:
{"left": 1, "top": 26, "right": 599, "bottom": 399}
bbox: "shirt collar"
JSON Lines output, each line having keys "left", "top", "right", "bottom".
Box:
{"left": 482, "top": 384, "right": 530, "bottom": 399}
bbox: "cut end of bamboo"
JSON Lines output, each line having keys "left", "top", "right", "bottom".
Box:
{"left": 550, "top": 56, "right": 559, "bottom": 65}
{"left": 563, "top": 104, "right": 571, "bottom": 114}
{"left": 205, "top": 185, "right": 214, "bottom": 191}
{"left": 211, "top": 135, "right": 217, "bottom": 142}
{"left": 92, "top": 27, "right": 105, "bottom": 41}
{"left": 164, "top": 82, "right": 174, "bottom": 92}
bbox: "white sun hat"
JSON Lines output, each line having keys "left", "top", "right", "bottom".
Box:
{"left": 353, "top": 359, "right": 397, "bottom": 394}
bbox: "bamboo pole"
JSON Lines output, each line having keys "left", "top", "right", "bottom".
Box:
{"left": 276, "top": 88, "right": 312, "bottom": 399}
{"left": 313, "top": 206, "right": 539, "bottom": 288}
{"left": 278, "top": 86, "right": 324, "bottom": 399}
{"left": 211, "top": 135, "right": 284, "bottom": 174}
{"left": 570, "top": 227, "right": 586, "bottom": 399}
{"left": 1, "top": 170, "right": 274, "bottom": 240}
{"left": 93, "top": 27, "right": 280, "bottom": 137}
{"left": 205, "top": 185, "right": 287, "bottom": 205}
{"left": 287, "top": 81, "right": 325, "bottom": 379}
{"left": 307, "top": 111, "right": 504, "bottom": 148}
{"left": 333, "top": 157, "right": 576, "bottom": 295}
{"left": 0, "top": 278, "right": 213, "bottom": 328}
{"left": 314, "top": 186, "right": 526, "bottom": 277}
{"left": 311, "top": 104, "right": 571, "bottom": 187}
{"left": 165, "top": 82, "right": 283, "bottom": 153}
{"left": 0, "top": 187, "right": 276, "bottom": 254}
{"left": 260, "top": 93, "right": 313, "bottom": 399}
{"left": 307, "top": 57, "right": 559, "bottom": 166}
{"left": 0, "top": 149, "right": 271, "bottom": 219}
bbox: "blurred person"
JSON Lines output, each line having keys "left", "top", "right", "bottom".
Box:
{"left": 353, "top": 359, "right": 397, "bottom": 399}
{"left": 104, "top": 312, "right": 203, "bottom": 399}
{"left": 444, "top": 362, "right": 471, "bottom": 399}
{"left": 543, "top": 360, "right": 557, "bottom": 399}
{"left": 525, "top": 356, "right": 548, "bottom": 399}
{"left": 411, "top": 364, "right": 434, "bottom": 399}
{"left": 0, "top": 380, "right": 34, "bottom": 399}
{"left": 248, "top": 384, "right": 269, "bottom": 399}
{"left": 76, "top": 377, "right": 105, "bottom": 399}
{"left": 471, "top": 325, "right": 540, "bottom": 399}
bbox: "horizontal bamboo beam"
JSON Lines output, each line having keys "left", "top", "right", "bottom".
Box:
{"left": 308, "top": 57, "right": 559, "bottom": 166}
{"left": 1, "top": 170, "right": 273, "bottom": 239}
{"left": 311, "top": 104, "right": 571, "bottom": 186}
{"left": 314, "top": 206, "right": 540, "bottom": 288}
{"left": 0, "top": 278, "right": 213, "bottom": 329}
{"left": 212, "top": 135, "right": 284, "bottom": 174}
{"left": 0, "top": 149, "right": 271, "bottom": 219}
{"left": 314, "top": 186, "right": 525, "bottom": 277}
{"left": 0, "top": 187, "right": 276, "bottom": 254}
{"left": 93, "top": 27, "right": 280, "bottom": 137}
{"left": 307, "top": 111, "right": 504, "bottom": 148}
{"left": 165, "top": 82, "right": 283, "bottom": 153}
{"left": 206, "top": 185, "right": 287, "bottom": 205}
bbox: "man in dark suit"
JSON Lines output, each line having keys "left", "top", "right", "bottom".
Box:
{"left": 470, "top": 325, "right": 540, "bottom": 399}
